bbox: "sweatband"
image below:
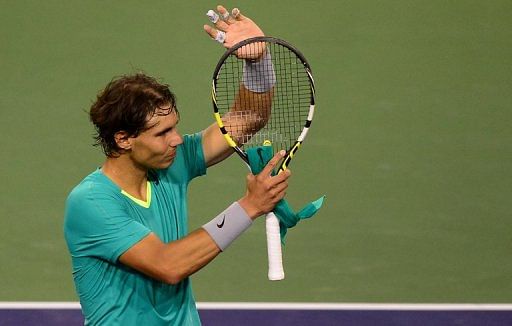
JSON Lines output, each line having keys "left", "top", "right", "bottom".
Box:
{"left": 202, "top": 202, "right": 253, "bottom": 251}
{"left": 242, "top": 50, "right": 276, "bottom": 93}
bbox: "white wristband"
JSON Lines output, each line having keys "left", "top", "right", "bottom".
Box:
{"left": 202, "top": 202, "right": 253, "bottom": 251}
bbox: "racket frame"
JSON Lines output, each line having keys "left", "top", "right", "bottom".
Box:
{"left": 211, "top": 36, "right": 316, "bottom": 280}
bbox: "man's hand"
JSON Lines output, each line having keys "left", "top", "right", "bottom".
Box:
{"left": 238, "top": 150, "right": 291, "bottom": 219}
{"left": 204, "top": 5, "right": 266, "bottom": 60}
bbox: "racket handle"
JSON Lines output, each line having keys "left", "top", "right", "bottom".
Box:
{"left": 266, "top": 212, "right": 284, "bottom": 280}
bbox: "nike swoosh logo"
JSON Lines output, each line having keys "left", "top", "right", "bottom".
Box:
{"left": 257, "top": 148, "right": 265, "bottom": 165}
{"left": 217, "top": 215, "right": 226, "bottom": 228}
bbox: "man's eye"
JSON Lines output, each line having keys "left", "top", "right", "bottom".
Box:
{"left": 158, "top": 128, "right": 173, "bottom": 137}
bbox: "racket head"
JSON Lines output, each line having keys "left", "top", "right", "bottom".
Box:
{"left": 212, "top": 36, "right": 315, "bottom": 171}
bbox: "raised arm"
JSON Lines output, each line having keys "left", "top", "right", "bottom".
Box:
{"left": 202, "top": 5, "right": 274, "bottom": 167}
{"left": 202, "top": 85, "right": 273, "bottom": 167}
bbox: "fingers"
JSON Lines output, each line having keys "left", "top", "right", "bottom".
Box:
{"left": 270, "top": 178, "right": 289, "bottom": 201}
{"left": 203, "top": 24, "right": 218, "bottom": 39}
{"left": 261, "top": 150, "right": 286, "bottom": 176}
{"left": 258, "top": 150, "right": 291, "bottom": 199}
{"left": 272, "top": 168, "right": 291, "bottom": 184}
{"left": 215, "top": 5, "right": 243, "bottom": 23}
{"left": 206, "top": 9, "right": 219, "bottom": 23}
{"left": 203, "top": 24, "right": 216, "bottom": 39}
{"left": 205, "top": 5, "right": 262, "bottom": 50}
{"left": 240, "top": 152, "right": 291, "bottom": 217}
{"left": 217, "top": 5, "right": 235, "bottom": 24}
{"left": 264, "top": 170, "right": 290, "bottom": 206}
{"left": 205, "top": 6, "right": 244, "bottom": 28}
{"left": 231, "top": 8, "right": 246, "bottom": 21}
{"left": 203, "top": 25, "right": 227, "bottom": 44}
{"left": 206, "top": 9, "right": 229, "bottom": 31}
{"left": 266, "top": 170, "right": 290, "bottom": 199}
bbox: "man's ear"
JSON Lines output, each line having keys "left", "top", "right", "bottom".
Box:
{"left": 114, "top": 131, "right": 132, "bottom": 151}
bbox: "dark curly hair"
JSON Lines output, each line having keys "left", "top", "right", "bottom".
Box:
{"left": 89, "top": 73, "right": 178, "bottom": 157}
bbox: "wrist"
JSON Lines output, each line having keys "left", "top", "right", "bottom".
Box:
{"left": 242, "top": 49, "right": 275, "bottom": 93}
{"left": 237, "top": 197, "right": 262, "bottom": 220}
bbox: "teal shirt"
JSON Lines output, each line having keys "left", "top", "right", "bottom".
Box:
{"left": 64, "top": 133, "right": 206, "bottom": 325}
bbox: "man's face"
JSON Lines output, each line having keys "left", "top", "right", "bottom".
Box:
{"left": 128, "top": 109, "right": 183, "bottom": 170}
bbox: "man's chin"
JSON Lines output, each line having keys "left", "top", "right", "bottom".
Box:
{"left": 156, "top": 158, "right": 175, "bottom": 169}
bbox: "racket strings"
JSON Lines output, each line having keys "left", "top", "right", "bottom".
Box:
{"left": 215, "top": 41, "right": 311, "bottom": 154}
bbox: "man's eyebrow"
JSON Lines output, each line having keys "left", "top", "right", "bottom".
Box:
{"left": 155, "top": 126, "right": 174, "bottom": 135}
{"left": 154, "top": 119, "right": 180, "bottom": 135}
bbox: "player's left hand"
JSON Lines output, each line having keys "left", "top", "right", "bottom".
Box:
{"left": 204, "top": 5, "right": 265, "bottom": 59}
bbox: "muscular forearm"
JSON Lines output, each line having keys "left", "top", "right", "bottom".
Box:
{"left": 224, "top": 51, "right": 275, "bottom": 144}
{"left": 224, "top": 86, "right": 273, "bottom": 144}
{"left": 159, "top": 229, "right": 221, "bottom": 284}
{"left": 119, "top": 230, "right": 220, "bottom": 285}
{"left": 202, "top": 52, "right": 275, "bottom": 166}
{"left": 120, "top": 203, "right": 253, "bottom": 285}
{"left": 202, "top": 86, "right": 273, "bottom": 167}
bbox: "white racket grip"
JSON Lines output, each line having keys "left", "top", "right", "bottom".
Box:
{"left": 266, "top": 212, "right": 284, "bottom": 280}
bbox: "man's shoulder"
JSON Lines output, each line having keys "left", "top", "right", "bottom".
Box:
{"left": 64, "top": 169, "right": 124, "bottom": 235}
{"left": 67, "top": 169, "right": 118, "bottom": 203}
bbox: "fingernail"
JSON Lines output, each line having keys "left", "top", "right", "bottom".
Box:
{"left": 279, "top": 150, "right": 286, "bottom": 156}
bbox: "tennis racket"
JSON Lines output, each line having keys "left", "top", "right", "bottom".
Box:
{"left": 211, "top": 36, "right": 315, "bottom": 280}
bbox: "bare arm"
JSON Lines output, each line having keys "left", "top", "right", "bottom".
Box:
{"left": 202, "top": 6, "right": 273, "bottom": 167}
{"left": 203, "top": 86, "right": 273, "bottom": 167}
{"left": 119, "top": 230, "right": 220, "bottom": 285}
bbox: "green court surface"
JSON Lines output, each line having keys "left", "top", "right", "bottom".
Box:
{"left": 1, "top": 1, "right": 511, "bottom": 303}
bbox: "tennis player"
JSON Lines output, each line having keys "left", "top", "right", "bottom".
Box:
{"left": 64, "top": 6, "right": 289, "bottom": 325}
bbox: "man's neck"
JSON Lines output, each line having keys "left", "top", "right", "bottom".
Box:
{"left": 102, "top": 155, "right": 148, "bottom": 201}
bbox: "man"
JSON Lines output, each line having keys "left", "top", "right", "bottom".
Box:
{"left": 64, "top": 5, "right": 290, "bottom": 325}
